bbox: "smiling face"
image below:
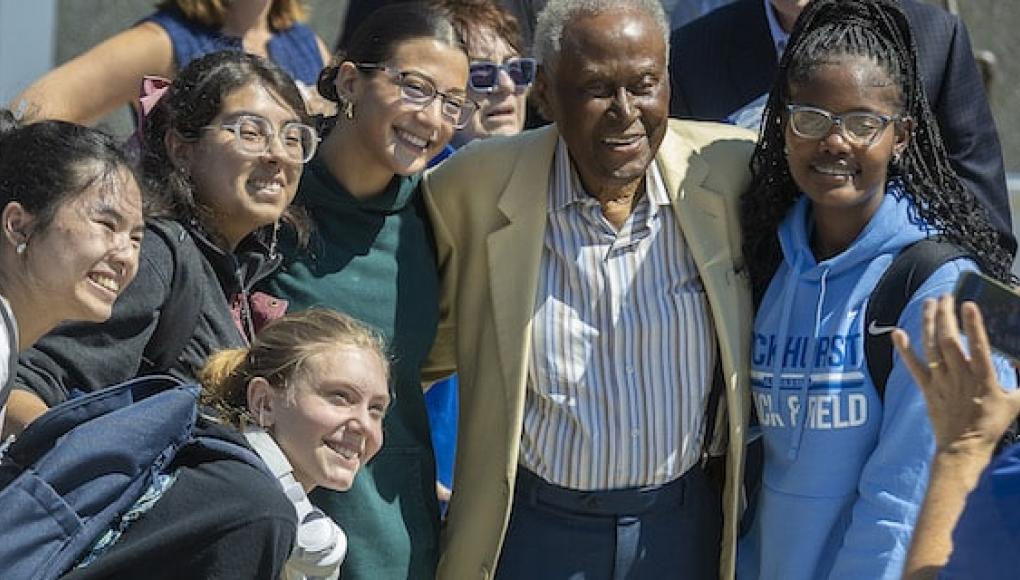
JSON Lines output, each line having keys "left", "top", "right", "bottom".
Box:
{"left": 261, "top": 346, "right": 390, "bottom": 492}
{"left": 784, "top": 55, "right": 910, "bottom": 233}
{"left": 344, "top": 38, "right": 469, "bottom": 180}
{"left": 454, "top": 25, "right": 528, "bottom": 146}
{"left": 535, "top": 7, "right": 669, "bottom": 199}
{"left": 17, "top": 166, "right": 144, "bottom": 323}
{"left": 179, "top": 82, "right": 304, "bottom": 249}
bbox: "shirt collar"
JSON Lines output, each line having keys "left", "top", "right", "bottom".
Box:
{"left": 763, "top": 0, "right": 790, "bottom": 58}
{"left": 549, "top": 136, "right": 671, "bottom": 212}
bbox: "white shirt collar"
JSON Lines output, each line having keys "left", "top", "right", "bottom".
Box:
{"left": 763, "top": 0, "right": 790, "bottom": 58}
{"left": 550, "top": 136, "right": 670, "bottom": 212}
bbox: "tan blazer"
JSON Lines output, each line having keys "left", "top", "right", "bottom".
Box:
{"left": 422, "top": 120, "right": 756, "bottom": 580}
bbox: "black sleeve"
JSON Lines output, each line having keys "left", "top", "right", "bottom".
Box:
{"left": 61, "top": 452, "right": 297, "bottom": 580}
{"left": 929, "top": 15, "right": 1014, "bottom": 255}
{"left": 14, "top": 223, "right": 174, "bottom": 405}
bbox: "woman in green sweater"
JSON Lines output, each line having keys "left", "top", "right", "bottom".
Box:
{"left": 261, "top": 4, "right": 472, "bottom": 579}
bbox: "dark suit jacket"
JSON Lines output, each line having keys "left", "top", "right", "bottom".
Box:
{"left": 669, "top": 0, "right": 1015, "bottom": 254}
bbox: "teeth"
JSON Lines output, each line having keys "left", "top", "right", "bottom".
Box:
{"left": 90, "top": 274, "right": 120, "bottom": 293}
{"left": 814, "top": 164, "right": 855, "bottom": 176}
{"left": 396, "top": 128, "right": 428, "bottom": 149}
{"left": 326, "top": 425, "right": 365, "bottom": 462}
{"left": 249, "top": 179, "right": 282, "bottom": 192}
{"left": 604, "top": 136, "right": 641, "bottom": 146}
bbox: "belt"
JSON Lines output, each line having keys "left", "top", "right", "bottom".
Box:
{"left": 513, "top": 467, "right": 695, "bottom": 516}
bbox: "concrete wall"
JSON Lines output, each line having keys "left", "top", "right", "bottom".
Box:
{"left": 0, "top": 0, "right": 56, "bottom": 107}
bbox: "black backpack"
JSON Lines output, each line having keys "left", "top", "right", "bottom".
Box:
{"left": 865, "top": 238, "right": 1019, "bottom": 451}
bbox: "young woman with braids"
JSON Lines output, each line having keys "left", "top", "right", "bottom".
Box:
{"left": 737, "top": 1, "right": 1016, "bottom": 578}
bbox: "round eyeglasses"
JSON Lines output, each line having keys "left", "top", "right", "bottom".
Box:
{"left": 202, "top": 114, "right": 319, "bottom": 164}
{"left": 355, "top": 63, "right": 478, "bottom": 129}
{"left": 786, "top": 104, "right": 900, "bottom": 147}
{"left": 468, "top": 57, "right": 537, "bottom": 93}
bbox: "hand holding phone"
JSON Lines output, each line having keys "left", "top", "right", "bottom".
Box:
{"left": 953, "top": 271, "right": 1020, "bottom": 360}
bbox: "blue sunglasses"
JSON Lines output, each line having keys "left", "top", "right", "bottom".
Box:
{"left": 468, "top": 57, "right": 537, "bottom": 93}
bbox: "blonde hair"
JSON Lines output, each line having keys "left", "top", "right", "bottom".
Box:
{"left": 157, "top": 0, "right": 307, "bottom": 30}
{"left": 200, "top": 308, "right": 389, "bottom": 427}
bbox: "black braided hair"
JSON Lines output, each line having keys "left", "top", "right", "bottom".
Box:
{"left": 741, "top": 0, "right": 1013, "bottom": 302}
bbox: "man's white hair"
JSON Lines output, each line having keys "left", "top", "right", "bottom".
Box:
{"left": 533, "top": 0, "right": 669, "bottom": 67}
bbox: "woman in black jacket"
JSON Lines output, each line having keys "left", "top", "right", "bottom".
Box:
{"left": 7, "top": 50, "right": 314, "bottom": 433}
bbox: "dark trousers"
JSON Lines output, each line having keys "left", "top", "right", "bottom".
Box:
{"left": 495, "top": 467, "right": 721, "bottom": 580}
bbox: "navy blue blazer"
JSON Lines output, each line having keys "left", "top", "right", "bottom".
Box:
{"left": 669, "top": 0, "right": 1014, "bottom": 255}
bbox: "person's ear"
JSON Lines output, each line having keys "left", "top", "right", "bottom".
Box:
{"left": 246, "top": 376, "right": 277, "bottom": 428}
{"left": 2, "top": 202, "right": 34, "bottom": 251}
{"left": 336, "top": 61, "right": 362, "bottom": 104}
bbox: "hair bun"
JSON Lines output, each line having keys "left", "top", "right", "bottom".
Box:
{"left": 317, "top": 65, "right": 341, "bottom": 102}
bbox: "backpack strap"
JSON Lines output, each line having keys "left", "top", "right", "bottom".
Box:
{"left": 140, "top": 220, "right": 205, "bottom": 374}
{"left": 864, "top": 238, "right": 968, "bottom": 398}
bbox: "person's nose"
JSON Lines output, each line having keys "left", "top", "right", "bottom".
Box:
{"left": 608, "top": 86, "right": 637, "bottom": 122}
{"left": 415, "top": 95, "right": 447, "bottom": 128}
{"left": 494, "top": 67, "right": 516, "bottom": 94}
{"left": 260, "top": 131, "right": 290, "bottom": 164}
{"left": 110, "top": 232, "right": 140, "bottom": 279}
{"left": 820, "top": 120, "right": 853, "bottom": 152}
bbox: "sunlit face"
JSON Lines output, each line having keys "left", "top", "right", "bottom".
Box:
{"left": 454, "top": 25, "right": 529, "bottom": 147}
{"left": 261, "top": 347, "right": 390, "bottom": 492}
{"left": 182, "top": 82, "right": 304, "bottom": 249}
{"left": 345, "top": 38, "right": 469, "bottom": 178}
{"left": 19, "top": 166, "right": 144, "bottom": 322}
{"left": 784, "top": 56, "right": 910, "bottom": 230}
{"left": 535, "top": 8, "right": 669, "bottom": 198}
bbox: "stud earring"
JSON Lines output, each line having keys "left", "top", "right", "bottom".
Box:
{"left": 342, "top": 99, "right": 354, "bottom": 120}
{"left": 15, "top": 241, "right": 26, "bottom": 255}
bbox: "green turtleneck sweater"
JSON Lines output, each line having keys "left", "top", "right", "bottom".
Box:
{"left": 262, "top": 157, "right": 440, "bottom": 580}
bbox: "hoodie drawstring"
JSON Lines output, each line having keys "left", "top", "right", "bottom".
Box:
{"left": 787, "top": 266, "right": 830, "bottom": 460}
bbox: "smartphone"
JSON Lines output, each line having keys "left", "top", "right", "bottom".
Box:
{"left": 953, "top": 270, "right": 1020, "bottom": 360}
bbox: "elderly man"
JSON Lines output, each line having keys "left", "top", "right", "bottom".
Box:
{"left": 423, "top": 0, "right": 755, "bottom": 578}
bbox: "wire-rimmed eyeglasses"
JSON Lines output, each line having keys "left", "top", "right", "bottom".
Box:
{"left": 355, "top": 63, "right": 478, "bottom": 129}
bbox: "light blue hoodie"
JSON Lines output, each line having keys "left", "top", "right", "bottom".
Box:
{"left": 737, "top": 184, "right": 1016, "bottom": 580}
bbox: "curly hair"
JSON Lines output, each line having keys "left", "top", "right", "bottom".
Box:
{"left": 140, "top": 51, "right": 310, "bottom": 247}
{"left": 741, "top": 0, "right": 1013, "bottom": 301}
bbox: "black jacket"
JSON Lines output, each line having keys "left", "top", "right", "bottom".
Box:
{"left": 15, "top": 218, "right": 281, "bottom": 406}
{"left": 668, "top": 0, "right": 1015, "bottom": 255}
{"left": 60, "top": 419, "right": 297, "bottom": 580}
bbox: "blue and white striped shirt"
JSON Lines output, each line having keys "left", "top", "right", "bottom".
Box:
{"left": 520, "top": 139, "right": 715, "bottom": 490}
